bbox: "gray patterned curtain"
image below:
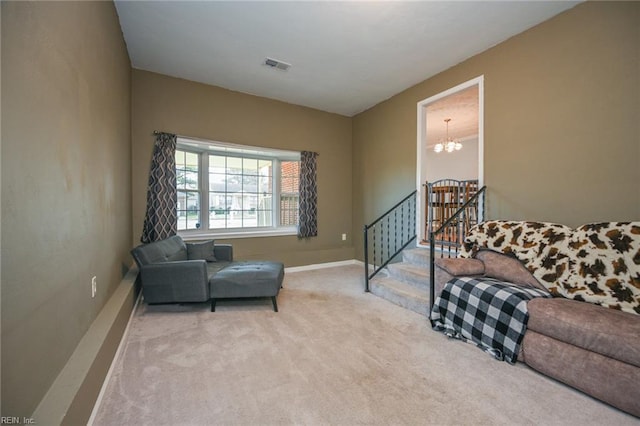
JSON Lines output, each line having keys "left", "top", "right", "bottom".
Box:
{"left": 298, "top": 151, "right": 318, "bottom": 238}
{"left": 141, "top": 132, "right": 178, "bottom": 243}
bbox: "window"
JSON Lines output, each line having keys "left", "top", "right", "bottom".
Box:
{"left": 175, "top": 138, "right": 300, "bottom": 237}
{"left": 279, "top": 160, "right": 300, "bottom": 226}
{"left": 176, "top": 150, "right": 201, "bottom": 231}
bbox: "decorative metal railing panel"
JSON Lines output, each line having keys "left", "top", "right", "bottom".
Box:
{"left": 428, "top": 185, "right": 486, "bottom": 314}
{"left": 424, "top": 179, "right": 479, "bottom": 245}
{"left": 363, "top": 191, "right": 417, "bottom": 292}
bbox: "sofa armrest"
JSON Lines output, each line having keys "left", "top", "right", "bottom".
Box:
{"left": 433, "top": 258, "right": 485, "bottom": 298}
{"left": 435, "top": 258, "right": 485, "bottom": 276}
{"left": 140, "top": 260, "right": 209, "bottom": 303}
{"left": 214, "top": 244, "right": 233, "bottom": 262}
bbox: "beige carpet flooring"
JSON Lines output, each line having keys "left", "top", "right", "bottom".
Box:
{"left": 91, "top": 265, "right": 638, "bottom": 425}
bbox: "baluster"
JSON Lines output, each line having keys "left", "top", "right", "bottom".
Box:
{"left": 379, "top": 223, "right": 382, "bottom": 267}
{"left": 413, "top": 194, "right": 416, "bottom": 238}
{"left": 409, "top": 196, "right": 412, "bottom": 243}
{"left": 401, "top": 202, "right": 404, "bottom": 249}
{"left": 386, "top": 215, "right": 389, "bottom": 264}
{"left": 373, "top": 224, "right": 376, "bottom": 270}
{"left": 381, "top": 222, "right": 384, "bottom": 268}
{"left": 394, "top": 209, "right": 398, "bottom": 254}
{"left": 377, "top": 223, "right": 380, "bottom": 267}
{"left": 408, "top": 197, "right": 411, "bottom": 243}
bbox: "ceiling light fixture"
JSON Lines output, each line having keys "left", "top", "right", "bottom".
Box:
{"left": 434, "top": 118, "right": 462, "bottom": 153}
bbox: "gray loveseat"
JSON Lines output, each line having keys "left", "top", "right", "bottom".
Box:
{"left": 131, "top": 235, "right": 284, "bottom": 311}
{"left": 432, "top": 221, "right": 640, "bottom": 417}
{"left": 131, "top": 236, "right": 233, "bottom": 304}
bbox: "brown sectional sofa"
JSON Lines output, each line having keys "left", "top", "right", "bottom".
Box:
{"left": 433, "top": 221, "right": 640, "bottom": 417}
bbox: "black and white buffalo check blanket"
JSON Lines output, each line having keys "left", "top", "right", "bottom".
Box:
{"left": 430, "top": 277, "right": 551, "bottom": 364}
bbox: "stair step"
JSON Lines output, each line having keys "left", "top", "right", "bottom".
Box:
{"left": 370, "top": 276, "right": 430, "bottom": 317}
{"left": 386, "top": 262, "right": 429, "bottom": 290}
{"left": 402, "top": 248, "right": 431, "bottom": 266}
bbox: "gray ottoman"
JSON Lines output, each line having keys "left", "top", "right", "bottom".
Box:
{"left": 209, "top": 261, "right": 284, "bottom": 312}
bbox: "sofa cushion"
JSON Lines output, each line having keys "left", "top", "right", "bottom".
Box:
{"left": 433, "top": 258, "right": 484, "bottom": 299}
{"left": 210, "top": 261, "right": 284, "bottom": 298}
{"left": 187, "top": 240, "right": 217, "bottom": 262}
{"left": 131, "top": 235, "right": 188, "bottom": 266}
{"left": 205, "top": 261, "right": 231, "bottom": 277}
{"left": 434, "top": 258, "right": 484, "bottom": 276}
{"left": 521, "top": 330, "right": 640, "bottom": 418}
{"left": 473, "top": 249, "right": 547, "bottom": 291}
{"left": 527, "top": 297, "right": 640, "bottom": 368}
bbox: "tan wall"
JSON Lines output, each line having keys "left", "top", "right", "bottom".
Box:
{"left": 353, "top": 1, "right": 640, "bottom": 260}
{"left": 1, "top": 1, "right": 132, "bottom": 418}
{"left": 132, "top": 70, "right": 354, "bottom": 266}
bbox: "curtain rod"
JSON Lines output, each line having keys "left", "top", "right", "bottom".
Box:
{"left": 152, "top": 130, "right": 317, "bottom": 155}
{"left": 153, "top": 130, "right": 183, "bottom": 137}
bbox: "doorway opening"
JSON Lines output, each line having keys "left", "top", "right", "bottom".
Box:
{"left": 416, "top": 76, "right": 484, "bottom": 246}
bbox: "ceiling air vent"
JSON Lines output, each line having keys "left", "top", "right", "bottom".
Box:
{"left": 264, "top": 57, "right": 291, "bottom": 71}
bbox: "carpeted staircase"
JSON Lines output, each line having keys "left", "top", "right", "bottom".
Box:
{"left": 369, "top": 247, "right": 431, "bottom": 316}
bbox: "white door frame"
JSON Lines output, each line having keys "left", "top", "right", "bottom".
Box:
{"left": 415, "top": 76, "right": 484, "bottom": 246}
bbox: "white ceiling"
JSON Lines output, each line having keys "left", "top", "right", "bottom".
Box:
{"left": 114, "top": 1, "right": 580, "bottom": 117}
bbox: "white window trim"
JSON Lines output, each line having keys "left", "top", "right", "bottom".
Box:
{"left": 180, "top": 227, "right": 298, "bottom": 242}
{"left": 176, "top": 137, "right": 300, "bottom": 239}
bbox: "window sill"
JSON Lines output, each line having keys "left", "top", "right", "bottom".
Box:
{"left": 179, "top": 227, "right": 298, "bottom": 241}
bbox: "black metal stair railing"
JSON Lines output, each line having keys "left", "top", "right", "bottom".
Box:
{"left": 363, "top": 190, "right": 417, "bottom": 292}
{"left": 428, "top": 185, "right": 486, "bottom": 314}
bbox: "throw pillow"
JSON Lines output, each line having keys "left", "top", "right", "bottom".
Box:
{"left": 186, "top": 240, "right": 217, "bottom": 262}
{"left": 474, "top": 249, "right": 548, "bottom": 292}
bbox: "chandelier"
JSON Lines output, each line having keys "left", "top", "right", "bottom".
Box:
{"left": 434, "top": 118, "right": 462, "bottom": 153}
